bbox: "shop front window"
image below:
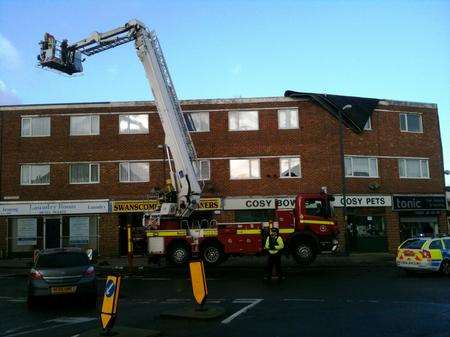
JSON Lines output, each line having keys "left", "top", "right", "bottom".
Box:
{"left": 348, "top": 215, "right": 387, "bottom": 252}
{"left": 8, "top": 218, "right": 44, "bottom": 256}
{"left": 62, "top": 216, "right": 99, "bottom": 251}
{"left": 400, "top": 216, "right": 438, "bottom": 242}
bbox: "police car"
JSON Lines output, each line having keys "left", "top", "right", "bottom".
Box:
{"left": 396, "top": 235, "right": 450, "bottom": 274}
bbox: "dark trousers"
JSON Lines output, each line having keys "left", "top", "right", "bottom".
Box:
{"left": 266, "top": 253, "right": 282, "bottom": 277}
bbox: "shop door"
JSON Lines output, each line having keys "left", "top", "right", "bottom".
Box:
{"left": 348, "top": 215, "right": 387, "bottom": 252}
{"left": 45, "top": 218, "right": 61, "bottom": 249}
{"left": 119, "top": 213, "right": 145, "bottom": 256}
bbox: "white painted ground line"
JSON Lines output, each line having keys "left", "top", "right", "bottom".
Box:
{"left": 221, "top": 299, "right": 263, "bottom": 324}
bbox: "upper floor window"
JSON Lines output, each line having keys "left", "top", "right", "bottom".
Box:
{"left": 230, "top": 159, "right": 260, "bottom": 179}
{"left": 345, "top": 156, "right": 378, "bottom": 178}
{"left": 21, "top": 164, "right": 50, "bottom": 185}
{"left": 119, "top": 114, "right": 149, "bottom": 134}
{"left": 400, "top": 113, "right": 423, "bottom": 133}
{"left": 228, "top": 110, "right": 259, "bottom": 131}
{"left": 194, "top": 160, "right": 210, "bottom": 180}
{"left": 70, "top": 115, "right": 99, "bottom": 136}
{"left": 278, "top": 109, "right": 299, "bottom": 129}
{"left": 119, "top": 161, "right": 149, "bottom": 182}
{"left": 398, "top": 158, "right": 429, "bottom": 179}
{"left": 364, "top": 117, "right": 372, "bottom": 130}
{"left": 280, "top": 157, "right": 301, "bottom": 178}
{"left": 70, "top": 163, "right": 99, "bottom": 184}
{"left": 21, "top": 117, "right": 50, "bottom": 137}
{"left": 189, "top": 112, "right": 210, "bottom": 132}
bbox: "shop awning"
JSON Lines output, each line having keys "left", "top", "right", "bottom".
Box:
{"left": 284, "top": 90, "right": 380, "bottom": 133}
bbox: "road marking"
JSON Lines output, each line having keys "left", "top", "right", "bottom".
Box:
{"left": 47, "top": 317, "right": 96, "bottom": 324}
{"left": 283, "top": 298, "right": 325, "bottom": 302}
{"left": 139, "top": 277, "right": 171, "bottom": 281}
{"left": 221, "top": 299, "right": 263, "bottom": 324}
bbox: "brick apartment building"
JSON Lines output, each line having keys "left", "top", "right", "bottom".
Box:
{"left": 0, "top": 93, "right": 447, "bottom": 257}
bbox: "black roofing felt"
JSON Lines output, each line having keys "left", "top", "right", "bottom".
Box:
{"left": 284, "top": 90, "right": 380, "bottom": 133}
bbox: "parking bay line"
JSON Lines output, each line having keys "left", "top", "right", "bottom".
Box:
{"left": 221, "top": 299, "right": 263, "bottom": 324}
{"left": 3, "top": 317, "right": 96, "bottom": 337}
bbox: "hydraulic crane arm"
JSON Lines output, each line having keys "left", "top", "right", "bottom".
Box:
{"left": 38, "top": 20, "right": 202, "bottom": 217}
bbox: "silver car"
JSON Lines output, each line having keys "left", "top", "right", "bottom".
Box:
{"left": 27, "top": 248, "right": 97, "bottom": 309}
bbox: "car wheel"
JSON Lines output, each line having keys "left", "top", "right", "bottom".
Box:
{"left": 168, "top": 243, "right": 190, "bottom": 266}
{"left": 292, "top": 241, "right": 316, "bottom": 265}
{"left": 440, "top": 260, "right": 450, "bottom": 276}
{"left": 201, "top": 243, "right": 224, "bottom": 266}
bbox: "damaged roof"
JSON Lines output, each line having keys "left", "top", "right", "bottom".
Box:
{"left": 284, "top": 90, "right": 380, "bottom": 134}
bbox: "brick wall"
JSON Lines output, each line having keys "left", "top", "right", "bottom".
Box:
{"left": 99, "top": 213, "right": 119, "bottom": 257}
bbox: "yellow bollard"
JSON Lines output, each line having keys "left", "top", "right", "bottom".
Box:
{"left": 189, "top": 260, "right": 208, "bottom": 309}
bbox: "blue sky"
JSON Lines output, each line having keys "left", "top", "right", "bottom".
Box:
{"left": 1, "top": 0, "right": 449, "bottom": 184}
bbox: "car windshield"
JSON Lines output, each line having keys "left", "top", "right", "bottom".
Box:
{"left": 400, "top": 239, "right": 426, "bottom": 249}
{"left": 36, "top": 252, "right": 89, "bottom": 268}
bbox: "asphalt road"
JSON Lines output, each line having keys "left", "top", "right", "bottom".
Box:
{"left": 1, "top": 262, "right": 450, "bottom": 337}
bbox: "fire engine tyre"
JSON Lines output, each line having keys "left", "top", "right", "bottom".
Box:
{"left": 168, "top": 243, "right": 191, "bottom": 266}
{"left": 440, "top": 260, "right": 450, "bottom": 276}
{"left": 201, "top": 243, "right": 224, "bottom": 266}
{"left": 291, "top": 241, "right": 316, "bottom": 265}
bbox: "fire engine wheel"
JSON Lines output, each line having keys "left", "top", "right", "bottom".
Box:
{"left": 292, "top": 241, "right": 316, "bottom": 265}
{"left": 168, "top": 243, "right": 190, "bottom": 266}
{"left": 201, "top": 243, "right": 224, "bottom": 266}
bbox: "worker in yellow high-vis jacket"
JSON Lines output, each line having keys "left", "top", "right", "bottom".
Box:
{"left": 264, "top": 227, "right": 284, "bottom": 280}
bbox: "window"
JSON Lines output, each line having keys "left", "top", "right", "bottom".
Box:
{"left": 190, "top": 112, "right": 210, "bottom": 132}
{"left": 119, "top": 162, "right": 149, "bottom": 182}
{"left": 21, "top": 117, "right": 50, "bottom": 137}
{"left": 398, "top": 159, "right": 429, "bottom": 179}
{"left": 443, "top": 239, "right": 450, "bottom": 250}
{"left": 278, "top": 109, "right": 299, "bottom": 129}
{"left": 429, "top": 240, "right": 443, "bottom": 250}
{"left": 400, "top": 113, "right": 423, "bottom": 133}
{"left": 21, "top": 165, "right": 50, "bottom": 185}
{"left": 279, "top": 157, "right": 301, "bottom": 178}
{"left": 194, "top": 160, "right": 210, "bottom": 180}
{"left": 229, "top": 159, "right": 260, "bottom": 179}
{"left": 345, "top": 157, "right": 378, "bottom": 177}
{"left": 119, "top": 114, "right": 149, "bottom": 134}
{"left": 228, "top": 110, "right": 258, "bottom": 131}
{"left": 304, "top": 199, "right": 325, "bottom": 217}
{"left": 399, "top": 239, "right": 426, "bottom": 249}
{"left": 70, "top": 115, "right": 99, "bottom": 135}
{"left": 364, "top": 117, "right": 372, "bottom": 130}
{"left": 69, "top": 163, "right": 99, "bottom": 184}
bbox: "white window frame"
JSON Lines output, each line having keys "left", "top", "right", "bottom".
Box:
{"left": 70, "top": 115, "right": 100, "bottom": 136}
{"left": 398, "top": 158, "right": 430, "bottom": 179}
{"left": 20, "top": 164, "right": 50, "bottom": 185}
{"left": 278, "top": 108, "right": 299, "bottom": 130}
{"left": 364, "top": 117, "right": 372, "bottom": 131}
{"left": 228, "top": 110, "right": 259, "bottom": 131}
{"left": 119, "top": 161, "right": 150, "bottom": 183}
{"left": 69, "top": 163, "right": 100, "bottom": 184}
{"left": 345, "top": 156, "right": 379, "bottom": 178}
{"left": 279, "top": 157, "right": 301, "bottom": 178}
{"left": 229, "top": 159, "right": 261, "bottom": 180}
{"left": 21, "top": 117, "right": 51, "bottom": 137}
{"left": 119, "top": 114, "right": 149, "bottom": 134}
{"left": 400, "top": 113, "right": 423, "bottom": 133}
{"left": 189, "top": 112, "right": 210, "bottom": 132}
{"left": 194, "top": 160, "right": 211, "bottom": 181}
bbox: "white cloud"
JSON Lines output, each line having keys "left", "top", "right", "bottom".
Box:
{"left": 0, "top": 34, "right": 21, "bottom": 69}
{"left": 0, "top": 79, "right": 21, "bottom": 105}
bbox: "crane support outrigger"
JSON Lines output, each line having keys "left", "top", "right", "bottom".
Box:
{"left": 37, "top": 19, "right": 202, "bottom": 218}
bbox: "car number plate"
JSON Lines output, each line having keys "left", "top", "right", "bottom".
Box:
{"left": 51, "top": 286, "right": 77, "bottom": 294}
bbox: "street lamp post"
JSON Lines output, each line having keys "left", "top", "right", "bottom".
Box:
{"left": 339, "top": 104, "right": 352, "bottom": 256}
